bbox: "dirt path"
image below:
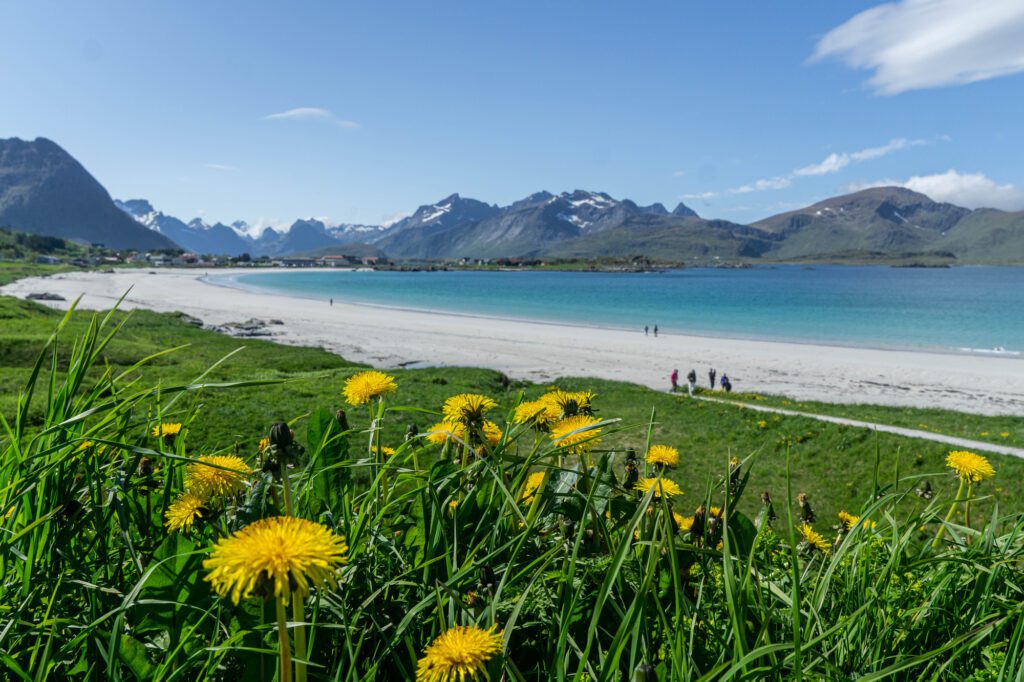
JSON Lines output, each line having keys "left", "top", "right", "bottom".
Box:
{"left": 695, "top": 396, "right": 1024, "bottom": 459}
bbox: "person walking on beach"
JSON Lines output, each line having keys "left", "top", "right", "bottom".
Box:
{"left": 330, "top": 297, "right": 333, "bottom": 307}
{"left": 645, "top": 325, "right": 649, "bottom": 336}
{"left": 709, "top": 368, "right": 717, "bottom": 390}
{"left": 670, "top": 368, "right": 679, "bottom": 392}
{"left": 686, "top": 369, "right": 697, "bottom": 396}
{"left": 653, "top": 325, "right": 658, "bottom": 337}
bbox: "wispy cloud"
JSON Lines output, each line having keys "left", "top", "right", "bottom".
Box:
{"left": 726, "top": 137, "right": 928, "bottom": 194}
{"left": 811, "top": 0, "right": 1024, "bottom": 95}
{"left": 672, "top": 170, "right": 687, "bottom": 178}
{"left": 848, "top": 170, "right": 1024, "bottom": 210}
{"left": 264, "top": 107, "right": 360, "bottom": 129}
{"left": 205, "top": 163, "right": 238, "bottom": 171}
{"left": 681, "top": 191, "right": 718, "bottom": 200}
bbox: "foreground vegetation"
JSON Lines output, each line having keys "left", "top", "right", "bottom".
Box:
{"left": 1, "top": 301, "right": 1023, "bottom": 679}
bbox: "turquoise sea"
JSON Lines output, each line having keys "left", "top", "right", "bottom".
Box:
{"left": 218, "top": 266, "right": 1024, "bottom": 355}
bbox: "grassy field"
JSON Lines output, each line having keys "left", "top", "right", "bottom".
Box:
{"left": 712, "top": 389, "right": 1024, "bottom": 450}
{"left": 2, "top": 293, "right": 1023, "bottom": 679}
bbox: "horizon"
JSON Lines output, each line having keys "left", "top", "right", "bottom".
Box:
{"left": 2, "top": 1, "right": 1023, "bottom": 228}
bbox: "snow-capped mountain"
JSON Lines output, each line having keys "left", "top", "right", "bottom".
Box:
{"left": 116, "top": 200, "right": 394, "bottom": 257}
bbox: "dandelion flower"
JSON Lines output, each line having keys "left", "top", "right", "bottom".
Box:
{"left": 165, "top": 492, "right": 206, "bottom": 533}
{"left": 512, "top": 399, "right": 555, "bottom": 427}
{"left": 377, "top": 446, "right": 396, "bottom": 457}
{"left": 203, "top": 516, "right": 347, "bottom": 605}
{"left": 673, "top": 513, "right": 694, "bottom": 533}
{"left": 426, "top": 421, "right": 467, "bottom": 445}
{"left": 442, "top": 394, "right": 497, "bottom": 424}
{"left": 540, "top": 390, "right": 595, "bottom": 419}
{"left": 448, "top": 499, "right": 459, "bottom": 514}
{"left": 152, "top": 423, "right": 182, "bottom": 439}
{"left": 645, "top": 444, "right": 679, "bottom": 468}
{"left": 1001, "top": 432, "right": 1010, "bottom": 438}
{"left": 946, "top": 450, "right": 995, "bottom": 483}
{"left": 343, "top": 370, "right": 397, "bottom": 406}
{"left": 634, "top": 477, "right": 683, "bottom": 499}
{"left": 757, "top": 420, "right": 767, "bottom": 429}
{"left": 549, "top": 415, "right": 602, "bottom": 455}
{"left": 186, "top": 455, "right": 253, "bottom": 498}
{"left": 416, "top": 624, "right": 503, "bottom": 682}
{"left": 797, "top": 524, "right": 830, "bottom": 554}
{"left": 519, "top": 471, "right": 546, "bottom": 505}
{"left": 258, "top": 437, "right": 270, "bottom": 453}
{"left": 837, "top": 510, "right": 875, "bottom": 532}
{"left": 479, "top": 421, "right": 502, "bottom": 447}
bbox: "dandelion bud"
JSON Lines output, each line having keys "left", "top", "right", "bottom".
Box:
{"left": 269, "top": 422, "right": 293, "bottom": 449}
{"left": 798, "top": 492, "right": 815, "bottom": 523}
{"left": 692, "top": 505, "right": 706, "bottom": 542}
{"left": 335, "top": 409, "right": 349, "bottom": 430}
{"left": 761, "top": 491, "right": 777, "bottom": 523}
{"left": 405, "top": 423, "right": 419, "bottom": 441}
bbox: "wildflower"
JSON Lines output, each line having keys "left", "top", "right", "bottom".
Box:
{"left": 152, "top": 423, "right": 182, "bottom": 440}
{"left": 645, "top": 444, "right": 679, "bottom": 468}
{"left": 258, "top": 437, "right": 270, "bottom": 453}
{"left": 797, "top": 492, "right": 816, "bottom": 523}
{"left": 343, "top": 370, "right": 397, "bottom": 406}
{"left": 1001, "top": 432, "right": 1010, "bottom": 438}
{"left": 448, "top": 499, "right": 459, "bottom": 514}
{"left": 426, "top": 421, "right": 467, "bottom": 445}
{"left": 512, "top": 399, "right": 556, "bottom": 427}
{"left": 797, "top": 524, "right": 830, "bottom": 554}
{"left": 837, "top": 510, "right": 875, "bottom": 533}
{"left": 549, "top": 415, "right": 602, "bottom": 455}
{"left": 465, "top": 590, "right": 480, "bottom": 605}
{"left": 164, "top": 492, "right": 206, "bottom": 533}
{"left": 417, "top": 624, "right": 503, "bottom": 682}
{"left": 673, "top": 512, "right": 694, "bottom": 533}
{"left": 185, "top": 455, "right": 253, "bottom": 498}
{"left": 946, "top": 450, "right": 995, "bottom": 483}
{"left": 479, "top": 421, "right": 502, "bottom": 447}
{"left": 203, "top": 516, "right": 347, "bottom": 605}
{"left": 540, "top": 389, "right": 596, "bottom": 419}
{"left": 757, "top": 420, "right": 767, "bottom": 429}
{"left": 519, "top": 471, "right": 545, "bottom": 505}
{"left": 443, "top": 393, "right": 497, "bottom": 424}
{"left": 634, "top": 477, "right": 683, "bottom": 499}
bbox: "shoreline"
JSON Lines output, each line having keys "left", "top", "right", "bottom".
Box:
{"left": 3, "top": 267, "right": 1024, "bottom": 416}
{"left": 213, "top": 270, "right": 1021, "bottom": 359}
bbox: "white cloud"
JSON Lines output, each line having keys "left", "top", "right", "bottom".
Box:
{"left": 672, "top": 170, "right": 687, "bottom": 177}
{"left": 381, "top": 211, "right": 410, "bottom": 227}
{"left": 205, "top": 163, "right": 238, "bottom": 171}
{"left": 730, "top": 137, "right": 930, "bottom": 194}
{"left": 812, "top": 0, "right": 1024, "bottom": 95}
{"left": 265, "top": 107, "right": 360, "bottom": 129}
{"left": 848, "top": 170, "right": 1024, "bottom": 210}
{"left": 681, "top": 191, "right": 718, "bottom": 200}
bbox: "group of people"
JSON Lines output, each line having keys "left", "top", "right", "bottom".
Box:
{"left": 644, "top": 324, "right": 658, "bottom": 337}
{"left": 670, "top": 367, "right": 731, "bottom": 396}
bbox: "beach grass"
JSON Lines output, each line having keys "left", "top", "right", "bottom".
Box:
{"left": 1, "top": 300, "right": 1023, "bottom": 679}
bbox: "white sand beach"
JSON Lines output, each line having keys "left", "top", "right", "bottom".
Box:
{"left": 4, "top": 268, "right": 1023, "bottom": 416}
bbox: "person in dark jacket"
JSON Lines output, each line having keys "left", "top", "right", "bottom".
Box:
{"left": 686, "top": 369, "right": 697, "bottom": 396}
{"left": 709, "top": 368, "right": 717, "bottom": 389}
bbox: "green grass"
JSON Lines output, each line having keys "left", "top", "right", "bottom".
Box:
{"left": 713, "top": 389, "right": 1024, "bottom": 450}
{"left": 2, "top": 300, "right": 1023, "bottom": 679}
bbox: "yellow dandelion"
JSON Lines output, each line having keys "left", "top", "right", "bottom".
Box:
{"left": 645, "top": 444, "right": 679, "bottom": 468}
{"left": 539, "top": 389, "right": 595, "bottom": 419}
{"left": 634, "top": 477, "right": 683, "bottom": 499}
{"left": 980, "top": 431, "right": 989, "bottom": 437}
{"left": 343, "top": 370, "right": 397, "bottom": 406}
{"left": 203, "top": 516, "right": 347, "bottom": 605}
{"left": 426, "top": 420, "right": 467, "bottom": 445}
{"left": 480, "top": 421, "right": 502, "bottom": 447}
{"left": 757, "top": 420, "right": 767, "bottom": 429}
{"left": 797, "top": 524, "right": 830, "bottom": 554}
{"left": 512, "top": 399, "right": 557, "bottom": 426}
{"left": 186, "top": 455, "right": 253, "bottom": 498}
{"left": 837, "top": 510, "right": 875, "bottom": 532}
{"left": 1001, "top": 432, "right": 1010, "bottom": 438}
{"left": 165, "top": 492, "right": 206, "bottom": 533}
{"left": 152, "top": 422, "right": 182, "bottom": 439}
{"left": 377, "top": 446, "right": 397, "bottom": 457}
{"left": 442, "top": 393, "right": 498, "bottom": 424}
{"left": 448, "top": 499, "right": 459, "bottom": 514}
{"left": 673, "top": 513, "right": 694, "bottom": 533}
{"left": 416, "top": 624, "right": 503, "bottom": 682}
{"left": 946, "top": 450, "right": 995, "bottom": 483}
{"left": 549, "top": 415, "right": 602, "bottom": 455}
{"left": 258, "top": 437, "right": 270, "bottom": 452}
{"left": 519, "top": 471, "right": 546, "bottom": 505}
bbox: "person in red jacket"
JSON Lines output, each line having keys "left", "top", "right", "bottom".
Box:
{"left": 670, "top": 368, "right": 679, "bottom": 392}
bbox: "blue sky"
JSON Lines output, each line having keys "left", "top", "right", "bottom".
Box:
{"left": 2, "top": 1, "right": 1022, "bottom": 228}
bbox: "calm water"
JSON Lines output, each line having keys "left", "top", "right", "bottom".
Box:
{"left": 220, "top": 266, "right": 1024, "bottom": 354}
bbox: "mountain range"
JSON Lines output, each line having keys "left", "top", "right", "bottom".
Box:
{"left": 2, "top": 136, "right": 1023, "bottom": 262}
